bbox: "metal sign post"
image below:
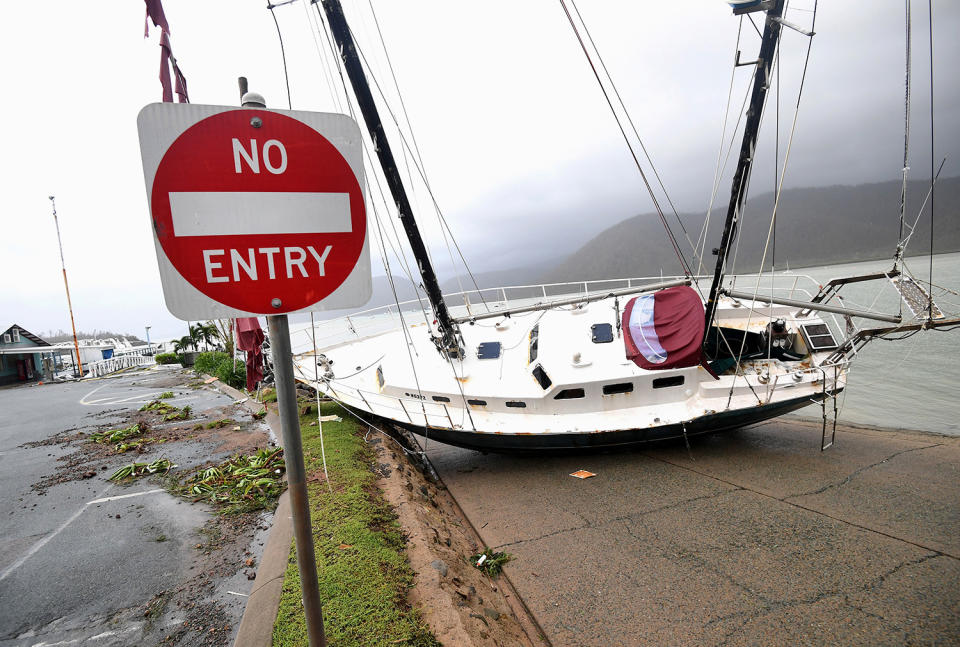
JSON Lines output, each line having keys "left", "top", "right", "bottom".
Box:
{"left": 137, "top": 93, "right": 371, "bottom": 647}
{"left": 268, "top": 313, "right": 326, "bottom": 647}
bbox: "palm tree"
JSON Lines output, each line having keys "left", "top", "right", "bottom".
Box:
{"left": 173, "top": 335, "right": 194, "bottom": 354}
{"left": 200, "top": 321, "right": 220, "bottom": 351}
{"left": 213, "top": 319, "right": 234, "bottom": 356}
{"left": 187, "top": 324, "right": 204, "bottom": 351}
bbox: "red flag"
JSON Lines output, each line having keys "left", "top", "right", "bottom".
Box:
{"left": 235, "top": 318, "right": 265, "bottom": 392}
{"left": 144, "top": 0, "right": 188, "bottom": 103}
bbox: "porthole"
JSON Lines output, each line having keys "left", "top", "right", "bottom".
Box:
{"left": 432, "top": 395, "right": 450, "bottom": 403}
{"left": 653, "top": 375, "right": 684, "bottom": 389}
{"left": 528, "top": 325, "right": 540, "bottom": 363}
{"left": 532, "top": 363, "right": 552, "bottom": 390}
{"left": 602, "top": 382, "right": 633, "bottom": 395}
{"left": 505, "top": 401, "right": 526, "bottom": 408}
{"left": 467, "top": 399, "right": 487, "bottom": 406}
{"left": 554, "top": 388, "right": 585, "bottom": 400}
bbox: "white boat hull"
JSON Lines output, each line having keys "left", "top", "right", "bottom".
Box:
{"left": 290, "top": 276, "right": 848, "bottom": 453}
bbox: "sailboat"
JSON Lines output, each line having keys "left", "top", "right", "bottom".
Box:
{"left": 287, "top": 0, "right": 958, "bottom": 452}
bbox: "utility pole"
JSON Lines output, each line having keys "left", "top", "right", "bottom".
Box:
{"left": 48, "top": 196, "right": 84, "bottom": 377}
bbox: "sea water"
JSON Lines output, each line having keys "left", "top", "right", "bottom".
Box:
{"left": 784, "top": 251, "right": 960, "bottom": 435}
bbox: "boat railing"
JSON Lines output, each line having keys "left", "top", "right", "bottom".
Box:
{"left": 289, "top": 272, "right": 826, "bottom": 355}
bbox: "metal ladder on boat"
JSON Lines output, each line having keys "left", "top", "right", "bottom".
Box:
{"left": 818, "top": 365, "right": 840, "bottom": 451}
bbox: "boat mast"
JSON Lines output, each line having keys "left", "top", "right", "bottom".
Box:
{"left": 703, "top": 0, "right": 786, "bottom": 332}
{"left": 320, "top": 0, "right": 462, "bottom": 357}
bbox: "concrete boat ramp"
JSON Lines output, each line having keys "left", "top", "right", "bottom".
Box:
{"left": 419, "top": 418, "right": 959, "bottom": 646}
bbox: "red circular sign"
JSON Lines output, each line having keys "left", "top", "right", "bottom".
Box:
{"left": 151, "top": 109, "right": 365, "bottom": 314}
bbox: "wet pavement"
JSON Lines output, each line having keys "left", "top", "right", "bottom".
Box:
{"left": 420, "top": 418, "right": 960, "bottom": 646}
{"left": 0, "top": 366, "right": 272, "bottom": 646}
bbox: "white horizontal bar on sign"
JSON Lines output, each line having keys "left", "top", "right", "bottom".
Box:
{"left": 169, "top": 191, "right": 351, "bottom": 237}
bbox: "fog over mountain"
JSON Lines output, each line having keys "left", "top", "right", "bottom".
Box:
{"left": 544, "top": 177, "right": 960, "bottom": 283}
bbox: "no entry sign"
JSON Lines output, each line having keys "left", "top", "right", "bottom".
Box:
{"left": 137, "top": 103, "right": 371, "bottom": 319}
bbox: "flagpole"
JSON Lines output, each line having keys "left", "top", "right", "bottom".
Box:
{"left": 48, "top": 196, "right": 84, "bottom": 377}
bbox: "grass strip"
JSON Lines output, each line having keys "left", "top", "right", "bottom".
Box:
{"left": 272, "top": 400, "right": 439, "bottom": 647}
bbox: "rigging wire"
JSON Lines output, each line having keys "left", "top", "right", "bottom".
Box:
{"left": 309, "top": 3, "right": 432, "bottom": 320}
{"left": 363, "top": 0, "right": 463, "bottom": 301}
{"left": 697, "top": 17, "right": 746, "bottom": 275}
{"left": 899, "top": 156, "right": 947, "bottom": 255}
{"left": 342, "top": 14, "right": 491, "bottom": 313}
{"left": 309, "top": 312, "right": 333, "bottom": 493}
{"left": 266, "top": 2, "right": 292, "bottom": 109}
{"left": 566, "top": 0, "right": 698, "bottom": 265}
{"left": 312, "top": 3, "right": 473, "bottom": 436}
{"left": 301, "top": 0, "right": 347, "bottom": 113}
{"left": 314, "top": 3, "right": 433, "bottom": 335}
{"left": 927, "top": 0, "right": 935, "bottom": 321}
{"left": 724, "top": 1, "right": 822, "bottom": 403}
{"left": 312, "top": 1, "right": 484, "bottom": 316}
{"left": 897, "top": 0, "right": 913, "bottom": 260}
{"left": 556, "top": 0, "right": 692, "bottom": 278}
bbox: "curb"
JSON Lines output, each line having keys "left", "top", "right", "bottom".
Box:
{"left": 403, "top": 431, "right": 551, "bottom": 647}
{"left": 199, "top": 377, "right": 291, "bottom": 647}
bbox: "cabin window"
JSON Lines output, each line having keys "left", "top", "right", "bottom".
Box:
{"left": 467, "top": 399, "right": 487, "bottom": 406}
{"left": 376, "top": 365, "right": 385, "bottom": 388}
{"left": 528, "top": 325, "right": 540, "bottom": 363}
{"left": 591, "top": 323, "right": 614, "bottom": 343}
{"left": 432, "top": 395, "right": 450, "bottom": 403}
{"left": 653, "top": 376, "right": 684, "bottom": 389}
{"left": 554, "top": 388, "right": 585, "bottom": 400}
{"left": 602, "top": 382, "right": 633, "bottom": 395}
{"left": 2, "top": 333, "right": 10, "bottom": 344}
{"left": 505, "top": 401, "right": 527, "bottom": 408}
{"left": 799, "top": 323, "right": 838, "bottom": 352}
{"left": 532, "top": 363, "right": 552, "bottom": 389}
{"left": 11, "top": 329, "right": 20, "bottom": 343}
{"left": 477, "top": 342, "right": 501, "bottom": 360}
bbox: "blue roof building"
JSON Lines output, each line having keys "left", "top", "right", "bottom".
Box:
{"left": 0, "top": 324, "right": 54, "bottom": 385}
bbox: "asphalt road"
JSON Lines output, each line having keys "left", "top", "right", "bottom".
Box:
{"left": 0, "top": 367, "right": 269, "bottom": 646}
{"left": 421, "top": 418, "right": 960, "bottom": 646}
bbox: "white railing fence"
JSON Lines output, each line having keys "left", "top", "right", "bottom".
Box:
{"left": 86, "top": 354, "right": 154, "bottom": 378}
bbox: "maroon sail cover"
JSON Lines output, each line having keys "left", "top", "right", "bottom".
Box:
{"left": 621, "top": 286, "right": 705, "bottom": 370}
{"left": 235, "top": 317, "right": 264, "bottom": 391}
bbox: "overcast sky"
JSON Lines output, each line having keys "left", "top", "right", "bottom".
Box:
{"left": 1, "top": 1, "right": 957, "bottom": 342}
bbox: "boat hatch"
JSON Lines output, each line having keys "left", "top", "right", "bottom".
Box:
{"left": 799, "top": 323, "right": 838, "bottom": 352}
{"left": 555, "top": 388, "right": 586, "bottom": 400}
{"left": 591, "top": 323, "right": 614, "bottom": 343}
{"left": 477, "top": 342, "right": 502, "bottom": 359}
{"left": 653, "top": 375, "right": 684, "bottom": 389}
